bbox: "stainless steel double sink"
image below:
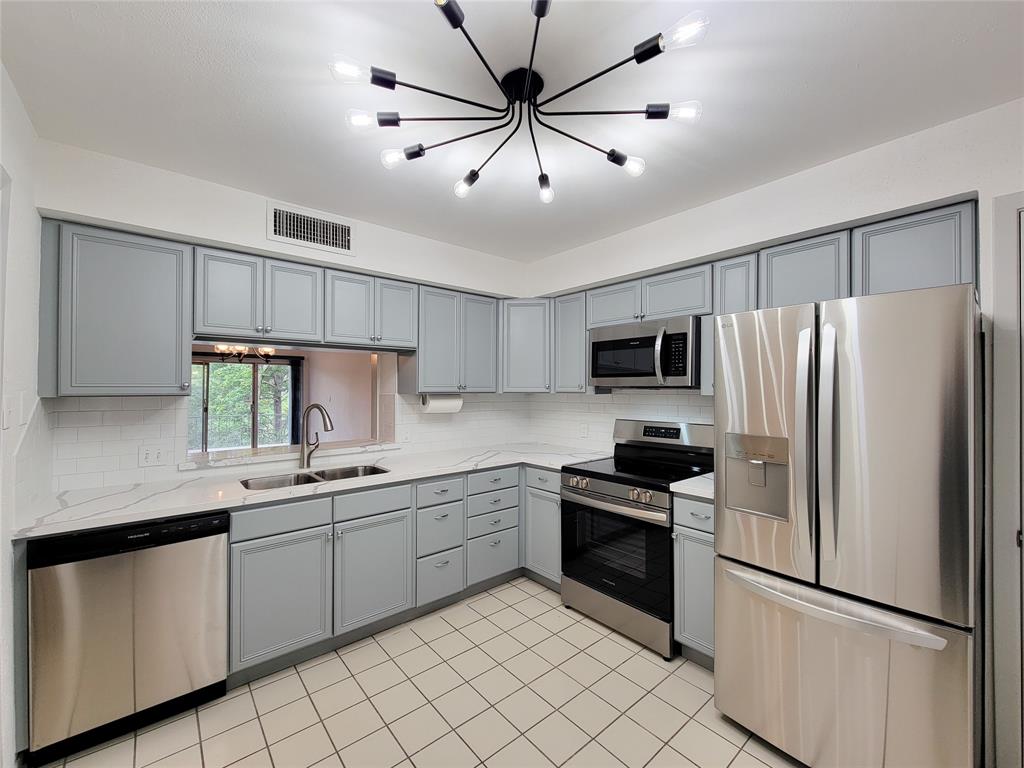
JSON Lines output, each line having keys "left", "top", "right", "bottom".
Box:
{"left": 240, "top": 465, "right": 389, "bottom": 490}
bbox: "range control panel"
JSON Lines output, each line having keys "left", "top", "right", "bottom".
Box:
{"left": 642, "top": 425, "right": 681, "bottom": 440}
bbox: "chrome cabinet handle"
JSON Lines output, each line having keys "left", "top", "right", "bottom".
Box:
{"left": 490, "top": 477, "right": 502, "bottom": 483}
{"left": 489, "top": 518, "right": 502, "bottom": 525}
{"left": 181, "top": 381, "right": 190, "bottom": 390}
{"left": 256, "top": 325, "right": 264, "bottom": 333}
{"left": 818, "top": 323, "right": 837, "bottom": 561}
{"left": 536, "top": 476, "right": 548, "bottom": 483}
{"left": 488, "top": 539, "right": 501, "bottom": 547}
{"left": 633, "top": 313, "right": 640, "bottom": 319}
{"left": 264, "top": 326, "right": 272, "bottom": 333}
{"left": 490, "top": 498, "right": 501, "bottom": 505}
{"left": 433, "top": 513, "right": 449, "bottom": 520}
{"left": 434, "top": 488, "right": 450, "bottom": 495}
{"left": 434, "top": 560, "right": 450, "bottom": 568}
{"left": 690, "top": 511, "right": 712, "bottom": 521}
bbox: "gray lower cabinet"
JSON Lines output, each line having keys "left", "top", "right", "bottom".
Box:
{"left": 195, "top": 247, "right": 264, "bottom": 338}
{"left": 324, "top": 271, "right": 417, "bottom": 348}
{"left": 230, "top": 525, "right": 333, "bottom": 672}
{"left": 673, "top": 525, "right": 714, "bottom": 657}
{"left": 54, "top": 223, "right": 193, "bottom": 396}
{"left": 417, "top": 547, "right": 465, "bottom": 607}
{"left": 334, "top": 509, "right": 414, "bottom": 634}
{"left": 758, "top": 231, "right": 850, "bottom": 308}
{"left": 264, "top": 259, "right": 323, "bottom": 342}
{"left": 553, "top": 293, "right": 587, "bottom": 393}
{"left": 417, "top": 501, "right": 465, "bottom": 557}
{"left": 467, "top": 529, "right": 519, "bottom": 585}
{"left": 417, "top": 286, "right": 462, "bottom": 392}
{"left": 713, "top": 253, "right": 758, "bottom": 316}
{"left": 587, "top": 280, "right": 642, "bottom": 328}
{"left": 640, "top": 265, "right": 712, "bottom": 320}
{"left": 523, "top": 487, "right": 561, "bottom": 583}
{"left": 851, "top": 202, "right": 975, "bottom": 296}
{"left": 461, "top": 294, "right": 498, "bottom": 392}
{"left": 502, "top": 299, "right": 551, "bottom": 393}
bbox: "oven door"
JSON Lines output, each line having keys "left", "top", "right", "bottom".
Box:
{"left": 560, "top": 494, "right": 673, "bottom": 620}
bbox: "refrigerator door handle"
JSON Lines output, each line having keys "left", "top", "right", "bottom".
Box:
{"left": 794, "top": 327, "right": 813, "bottom": 550}
{"left": 818, "top": 322, "right": 838, "bottom": 561}
{"left": 653, "top": 326, "right": 667, "bottom": 385}
{"left": 723, "top": 566, "right": 948, "bottom": 651}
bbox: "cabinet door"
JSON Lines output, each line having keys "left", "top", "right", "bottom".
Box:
{"left": 851, "top": 202, "right": 975, "bottom": 296}
{"left": 264, "top": 259, "right": 323, "bottom": 342}
{"left": 334, "top": 509, "right": 413, "bottom": 634}
{"left": 554, "top": 293, "right": 587, "bottom": 393}
{"left": 461, "top": 294, "right": 498, "bottom": 392}
{"left": 59, "top": 224, "right": 193, "bottom": 396}
{"left": 641, "top": 265, "right": 712, "bottom": 320}
{"left": 586, "top": 281, "right": 642, "bottom": 328}
{"left": 195, "top": 247, "right": 264, "bottom": 338}
{"left": 758, "top": 232, "right": 850, "bottom": 308}
{"left": 376, "top": 278, "right": 418, "bottom": 348}
{"left": 502, "top": 299, "right": 551, "bottom": 393}
{"left": 418, "top": 286, "right": 462, "bottom": 393}
{"left": 713, "top": 253, "right": 758, "bottom": 315}
{"left": 230, "top": 525, "right": 333, "bottom": 672}
{"left": 324, "top": 270, "right": 374, "bottom": 345}
{"left": 673, "top": 527, "right": 715, "bottom": 657}
{"left": 524, "top": 487, "right": 561, "bottom": 583}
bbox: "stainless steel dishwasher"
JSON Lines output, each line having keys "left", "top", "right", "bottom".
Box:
{"left": 27, "top": 512, "right": 229, "bottom": 764}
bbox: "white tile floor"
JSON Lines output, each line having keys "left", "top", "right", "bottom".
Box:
{"left": 51, "top": 577, "right": 806, "bottom": 768}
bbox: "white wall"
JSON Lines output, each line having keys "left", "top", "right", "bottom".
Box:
{"left": 32, "top": 140, "right": 532, "bottom": 298}
{"left": 305, "top": 349, "right": 373, "bottom": 443}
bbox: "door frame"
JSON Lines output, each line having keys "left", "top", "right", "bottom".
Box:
{"left": 991, "top": 190, "right": 1024, "bottom": 767}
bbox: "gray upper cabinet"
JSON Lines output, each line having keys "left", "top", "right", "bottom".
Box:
{"left": 553, "top": 293, "right": 586, "bottom": 393}
{"left": 640, "top": 265, "right": 712, "bottom": 320}
{"left": 376, "top": 278, "right": 418, "bottom": 348}
{"left": 461, "top": 294, "right": 498, "bottom": 392}
{"left": 264, "top": 259, "right": 323, "bottom": 342}
{"left": 759, "top": 231, "right": 850, "bottom": 308}
{"left": 325, "top": 270, "right": 374, "bottom": 345}
{"left": 851, "top": 202, "right": 976, "bottom": 297}
{"left": 502, "top": 299, "right": 551, "bottom": 393}
{"left": 713, "top": 253, "right": 758, "bottom": 315}
{"left": 418, "top": 286, "right": 462, "bottom": 393}
{"left": 230, "top": 525, "right": 333, "bottom": 672}
{"left": 57, "top": 224, "right": 193, "bottom": 396}
{"left": 523, "top": 487, "right": 561, "bottom": 583}
{"left": 195, "top": 247, "right": 264, "bottom": 338}
{"left": 334, "top": 508, "right": 413, "bottom": 635}
{"left": 587, "top": 281, "right": 642, "bottom": 328}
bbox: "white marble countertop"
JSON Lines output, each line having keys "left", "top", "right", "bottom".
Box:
{"left": 671, "top": 472, "right": 714, "bottom": 502}
{"left": 17, "top": 443, "right": 605, "bottom": 539}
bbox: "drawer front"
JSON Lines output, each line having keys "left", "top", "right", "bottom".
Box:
{"left": 416, "top": 546, "right": 465, "bottom": 607}
{"left": 467, "top": 507, "right": 519, "bottom": 539}
{"left": 467, "top": 467, "right": 519, "bottom": 494}
{"left": 467, "top": 488, "right": 519, "bottom": 517}
{"left": 334, "top": 484, "right": 412, "bottom": 523}
{"left": 417, "top": 477, "right": 466, "bottom": 509}
{"left": 674, "top": 496, "right": 714, "bottom": 534}
{"left": 231, "top": 497, "right": 332, "bottom": 542}
{"left": 416, "top": 501, "right": 466, "bottom": 558}
{"left": 467, "top": 529, "right": 520, "bottom": 586}
{"left": 524, "top": 466, "right": 560, "bottom": 491}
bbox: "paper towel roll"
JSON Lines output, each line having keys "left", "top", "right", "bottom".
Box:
{"left": 420, "top": 394, "right": 464, "bottom": 414}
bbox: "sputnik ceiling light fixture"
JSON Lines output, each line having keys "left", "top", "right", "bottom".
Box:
{"left": 333, "top": 0, "right": 708, "bottom": 204}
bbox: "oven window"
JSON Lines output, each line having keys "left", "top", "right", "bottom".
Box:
{"left": 591, "top": 336, "right": 656, "bottom": 378}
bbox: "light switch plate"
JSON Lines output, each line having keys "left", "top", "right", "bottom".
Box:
{"left": 578, "top": 423, "right": 589, "bottom": 439}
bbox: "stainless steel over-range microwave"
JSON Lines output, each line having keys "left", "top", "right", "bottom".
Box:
{"left": 588, "top": 315, "right": 699, "bottom": 388}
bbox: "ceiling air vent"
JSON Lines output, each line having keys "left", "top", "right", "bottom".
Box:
{"left": 266, "top": 201, "right": 355, "bottom": 256}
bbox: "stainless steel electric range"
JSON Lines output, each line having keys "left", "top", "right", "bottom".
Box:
{"left": 560, "top": 419, "right": 714, "bottom": 658}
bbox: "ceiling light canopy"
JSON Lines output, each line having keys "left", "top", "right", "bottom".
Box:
{"left": 331, "top": 1, "right": 707, "bottom": 203}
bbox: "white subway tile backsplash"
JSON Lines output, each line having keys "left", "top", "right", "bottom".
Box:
{"left": 76, "top": 425, "right": 123, "bottom": 442}
{"left": 55, "top": 442, "right": 104, "bottom": 459}
{"left": 57, "top": 411, "right": 103, "bottom": 428}
{"left": 79, "top": 396, "right": 123, "bottom": 411}
{"left": 102, "top": 410, "right": 143, "bottom": 426}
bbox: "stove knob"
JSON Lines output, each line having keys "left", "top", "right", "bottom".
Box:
{"left": 641, "top": 490, "right": 653, "bottom": 504}
{"left": 579, "top": 477, "right": 590, "bottom": 490}
{"left": 629, "top": 488, "right": 641, "bottom": 501}
{"left": 570, "top": 476, "right": 580, "bottom": 488}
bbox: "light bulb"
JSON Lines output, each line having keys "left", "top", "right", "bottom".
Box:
{"left": 623, "top": 156, "right": 646, "bottom": 177}
{"left": 668, "top": 100, "right": 703, "bottom": 123}
{"left": 380, "top": 149, "right": 404, "bottom": 170}
{"left": 346, "top": 109, "right": 373, "bottom": 131}
{"left": 660, "top": 11, "right": 710, "bottom": 51}
{"left": 454, "top": 170, "right": 479, "bottom": 198}
{"left": 538, "top": 173, "right": 554, "bottom": 204}
{"left": 329, "top": 56, "right": 371, "bottom": 84}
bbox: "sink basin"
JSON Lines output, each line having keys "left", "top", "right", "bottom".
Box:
{"left": 240, "top": 472, "right": 323, "bottom": 490}
{"left": 314, "top": 465, "right": 390, "bottom": 481}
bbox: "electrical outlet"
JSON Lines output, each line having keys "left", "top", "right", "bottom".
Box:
{"left": 138, "top": 445, "right": 169, "bottom": 467}
{"left": 578, "top": 423, "right": 590, "bottom": 439}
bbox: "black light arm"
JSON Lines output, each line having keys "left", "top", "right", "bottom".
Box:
{"left": 535, "top": 102, "right": 669, "bottom": 118}
{"left": 377, "top": 111, "right": 511, "bottom": 127}
{"left": 534, "top": 54, "right": 635, "bottom": 108}
{"left": 393, "top": 79, "right": 509, "bottom": 113}
{"left": 460, "top": 27, "right": 510, "bottom": 102}
{"left": 531, "top": 103, "right": 608, "bottom": 155}
{"left": 421, "top": 104, "right": 518, "bottom": 152}
{"left": 477, "top": 103, "right": 525, "bottom": 172}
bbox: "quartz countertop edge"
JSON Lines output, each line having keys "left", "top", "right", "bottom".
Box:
{"left": 17, "top": 443, "right": 604, "bottom": 540}
{"left": 671, "top": 472, "right": 714, "bottom": 502}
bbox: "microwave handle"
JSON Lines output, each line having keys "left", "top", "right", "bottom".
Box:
{"left": 653, "top": 326, "right": 667, "bottom": 384}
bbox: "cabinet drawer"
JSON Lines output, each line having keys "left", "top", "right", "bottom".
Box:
{"left": 334, "top": 484, "right": 411, "bottom": 522}
{"left": 467, "top": 507, "right": 519, "bottom": 539}
{"left": 467, "top": 467, "right": 519, "bottom": 494}
{"left": 674, "top": 496, "right": 714, "bottom": 534}
{"left": 416, "top": 501, "right": 466, "bottom": 557}
{"left": 467, "top": 529, "right": 519, "bottom": 586}
{"left": 417, "top": 477, "right": 465, "bottom": 508}
{"left": 525, "top": 467, "right": 560, "bottom": 491}
{"left": 231, "top": 497, "right": 332, "bottom": 542}
{"left": 416, "top": 546, "right": 465, "bottom": 607}
{"left": 467, "top": 488, "right": 519, "bottom": 517}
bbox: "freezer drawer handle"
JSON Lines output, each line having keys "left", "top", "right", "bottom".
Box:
{"left": 819, "top": 322, "right": 838, "bottom": 561}
{"left": 723, "top": 566, "right": 947, "bottom": 651}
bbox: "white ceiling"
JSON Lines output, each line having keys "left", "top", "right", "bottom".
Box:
{"left": 3, "top": 1, "right": 1022, "bottom": 262}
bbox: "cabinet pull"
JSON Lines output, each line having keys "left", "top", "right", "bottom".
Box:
{"left": 265, "top": 326, "right": 272, "bottom": 333}
{"left": 256, "top": 325, "right": 264, "bottom": 333}
{"left": 488, "top": 539, "right": 501, "bottom": 547}
{"left": 690, "top": 511, "right": 712, "bottom": 521}
{"left": 536, "top": 476, "right": 548, "bottom": 483}
{"left": 434, "top": 488, "right": 450, "bottom": 495}
{"left": 490, "top": 498, "right": 501, "bottom": 505}
{"left": 433, "top": 513, "right": 449, "bottom": 520}
{"left": 490, "top": 477, "right": 502, "bottom": 483}
{"left": 181, "top": 381, "right": 190, "bottom": 390}
{"left": 489, "top": 518, "right": 502, "bottom": 525}
{"left": 434, "top": 560, "right": 450, "bottom": 568}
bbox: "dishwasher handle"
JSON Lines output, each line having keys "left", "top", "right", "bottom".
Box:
{"left": 27, "top": 511, "right": 230, "bottom": 569}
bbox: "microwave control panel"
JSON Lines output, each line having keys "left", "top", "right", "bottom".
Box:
{"left": 663, "top": 334, "right": 689, "bottom": 376}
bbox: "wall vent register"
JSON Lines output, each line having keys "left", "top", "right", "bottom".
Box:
{"left": 266, "top": 201, "right": 355, "bottom": 255}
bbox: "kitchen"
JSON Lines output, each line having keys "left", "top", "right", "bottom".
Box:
{"left": 0, "top": 1, "right": 1022, "bottom": 767}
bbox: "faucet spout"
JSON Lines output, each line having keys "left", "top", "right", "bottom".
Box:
{"left": 300, "top": 403, "right": 335, "bottom": 469}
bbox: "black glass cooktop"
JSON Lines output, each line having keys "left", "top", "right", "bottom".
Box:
{"left": 563, "top": 444, "right": 713, "bottom": 492}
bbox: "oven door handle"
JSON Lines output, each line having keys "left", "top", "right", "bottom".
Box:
{"left": 561, "top": 489, "right": 669, "bottom": 527}
{"left": 653, "top": 326, "right": 667, "bottom": 385}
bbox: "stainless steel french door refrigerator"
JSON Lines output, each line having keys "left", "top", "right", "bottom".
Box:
{"left": 713, "top": 284, "right": 980, "bottom": 768}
